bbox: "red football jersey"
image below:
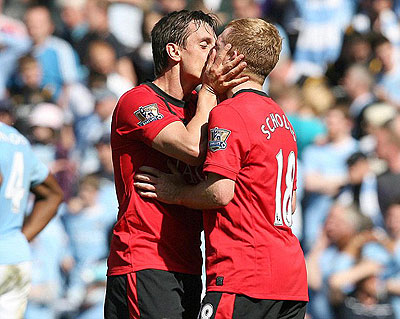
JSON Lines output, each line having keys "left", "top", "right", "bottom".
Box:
{"left": 108, "top": 82, "right": 203, "bottom": 276}
{"left": 203, "top": 89, "right": 308, "bottom": 301}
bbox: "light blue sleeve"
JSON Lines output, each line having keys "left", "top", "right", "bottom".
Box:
{"left": 334, "top": 252, "right": 355, "bottom": 272}
{"left": 302, "top": 146, "right": 320, "bottom": 174}
{"left": 29, "top": 146, "right": 49, "bottom": 187}
{"left": 57, "top": 40, "right": 80, "bottom": 84}
{"left": 362, "top": 242, "right": 391, "bottom": 266}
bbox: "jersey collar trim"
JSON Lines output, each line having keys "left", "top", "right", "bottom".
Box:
{"left": 232, "top": 89, "right": 269, "bottom": 98}
{"left": 144, "top": 82, "right": 186, "bottom": 108}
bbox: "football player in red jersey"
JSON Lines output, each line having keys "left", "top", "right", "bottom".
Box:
{"left": 135, "top": 18, "right": 309, "bottom": 319}
{"left": 104, "top": 10, "right": 249, "bottom": 319}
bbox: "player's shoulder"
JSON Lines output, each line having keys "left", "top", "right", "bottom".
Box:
{"left": 211, "top": 97, "right": 237, "bottom": 115}
{"left": 118, "top": 83, "right": 153, "bottom": 104}
{"left": 114, "top": 84, "right": 157, "bottom": 115}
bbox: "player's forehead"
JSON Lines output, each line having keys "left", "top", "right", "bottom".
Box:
{"left": 186, "top": 20, "right": 216, "bottom": 42}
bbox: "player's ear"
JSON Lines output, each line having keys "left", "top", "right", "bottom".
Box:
{"left": 166, "top": 43, "right": 182, "bottom": 62}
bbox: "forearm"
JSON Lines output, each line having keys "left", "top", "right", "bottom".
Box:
{"left": 306, "top": 251, "right": 324, "bottom": 290}
{"left": 386, "top": 278, "right": 400, "bottom": 295}
{"left": 135, "top": 169, "right": 235, "bottom": 209}
{"left": 22, "top": 174, "right": 63, "bottom": 241}
{"left": 22, "top": 196, "right": 61, "bottom": 241}
{"left": 177, "top": 177, "right": 230, "bottom": 210}
{"left": 151, "top": 87, "right": 217, "bottom": 166}
{"left": 179, "top": 88, "right": 217, "bottom": 165}
{"left": 305, "top": 173, "right": 346, "bottom": 195}
{"left": 329, "top": 260, "right": 382, "bottom": 290}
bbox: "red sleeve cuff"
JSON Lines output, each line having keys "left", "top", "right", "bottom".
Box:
{"left": 203, "top": 162, "right": 239, "bottom": 181}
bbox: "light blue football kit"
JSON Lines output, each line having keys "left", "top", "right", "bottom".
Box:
{"left": 0, "top": 122, "right": 49, "bottom": 265}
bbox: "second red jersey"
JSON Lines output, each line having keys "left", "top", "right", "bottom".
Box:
{"left": 203, "top": 89, "right": 308, "bottom": 301}
{"left": 108, "top": 82, "right": 203, "bottom": 276}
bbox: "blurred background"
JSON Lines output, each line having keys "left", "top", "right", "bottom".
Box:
{"left": 1, "top": 0, "right": 400, "bottom": 318}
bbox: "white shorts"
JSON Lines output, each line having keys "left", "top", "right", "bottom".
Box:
{"left": 0, "top": 261, "right": 32, "bottom": 319}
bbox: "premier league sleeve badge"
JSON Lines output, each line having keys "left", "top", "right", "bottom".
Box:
{"left": 134, "top": 103, "right": 164, "bottom": 126}
{"left": 209, "top": 127, "right": 231, "bottom": 152}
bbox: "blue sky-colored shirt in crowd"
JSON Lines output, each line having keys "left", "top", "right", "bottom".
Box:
{"left": 0, "top": 122, "right": 49, "bottom": 264}
{"left": 32, "top": 35, "right": 81, "bottom": 100}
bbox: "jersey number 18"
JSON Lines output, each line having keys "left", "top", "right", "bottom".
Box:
{"left": 274, "top": 149, "right": 295, "bottom": 227}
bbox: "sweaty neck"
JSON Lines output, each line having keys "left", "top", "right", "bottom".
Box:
{"left": 228, "top": 80, "right": 264, "bottom": 98}
{"left": 153, "top": 67, "right": 198, "bottom": 101}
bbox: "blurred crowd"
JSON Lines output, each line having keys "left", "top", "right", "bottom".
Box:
{"left": 1, "top": 0, "right": 400, "bottom": 318}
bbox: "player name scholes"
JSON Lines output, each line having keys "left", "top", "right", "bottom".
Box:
{"left": 260, "top": 113, "right": 296, "bottom": 141}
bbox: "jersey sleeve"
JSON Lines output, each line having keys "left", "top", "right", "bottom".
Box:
{"left": 29, "top": 146, "right": 49, "bottom": 187}
{"left": 114, "top": 91, "right": 182, "bottom": 146}
{"left": 203, "top": 104, "right": 250, "bottom": 181}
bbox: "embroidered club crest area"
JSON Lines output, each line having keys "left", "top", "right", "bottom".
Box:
{"left": 209, "top": 127, "right": 231, "bottom": 152}
{"left": 134, "top": 103, "right": 164, "bottom": 126}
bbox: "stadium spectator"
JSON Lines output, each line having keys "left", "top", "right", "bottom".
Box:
{"left": 93, "top": 133, "right": 114, "bottom": 184}
{"left": 0, "top": 2, "right": 30, "bottom": 99}
{"left": 232, "top": 0, "right": 261, "bottom": 19}
{"left": 107, "top": 0, "right": 146, "bottom": 50}
{"left": 375, "top": 119, "right": 400, "bottom": 216}
{"left": 155, "top": 0, "right": 187, "bottom": 15}
{"left": 9, "top": 54, "right": 54, "bottom": 137}
{"left": 24, "top": 5, "right": 81, "bottom": 101}
{"left": 0, "top": 121, "right": 63, "bottom": 319}
{"left": 92, "top": 134, "right": 118, "bottom": 218}
{"left": 326, "top": 32, "right": 374, "bottom": 86}
{"left": 61, "top": 174, "right": 116, "bottom": 317}
{"left": 130, "top": 10, "right": 163, "bottom": 84}
{"left": 361, "top": 101, "right": 398, "bottom": 154}
{"left": 75, "top": 88, "right": 116, "bottom": 150}
{"left": 58, "top": 0, "right": 88, "bottom": 47}
{"left": 337, "top": 151, "right": 384, "bottom": 228}
{"left": 342, "top": 63, "right": 378, "bottom": 140}
{"left": 358, "top": 0, "right": 400, "bottom": 48}
{"left": 134, "top": 17, "right": 309, "bottom": 318}
{"left": 29, "top": 102, "right": 65, "bottom": 166}
{"left": 77, "top": 0, "right": 137, "bottom": 85}
{"left": 327, "top": 200, "right": 400, "bottom": 319}
{"left": 292, "top": 0, "right": 357, "bottom": 79}
{"left": 332, "top": 274, "right": 395, "bottom": 319}
{"left": 381, "top": 202, "right": 400, "bottom": 318}
{"left": 105, "top": 9, "right": 247, "bottom": 319}
{"left": 29, "top": 102, "right": 78, "bottom": 202}
{"left": 86, "top": 41, "right": 133, "bottom": 97}
{"left": 306, "top": 203, "right": 374, "bottom": 319}
{"left": 302, "top": 103, "right": 358, "bottom": 251}
{"left": 25, "top": 216, "right": 69, "bottom": 319}
{"left": 10, "top": 54, "right": 54, "bottom": 105}
{"left": 271, "top": 84, "right": 326, "bottom": 159}
{"left": 373, "top": 35, "right": 400, "bottom": 107}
